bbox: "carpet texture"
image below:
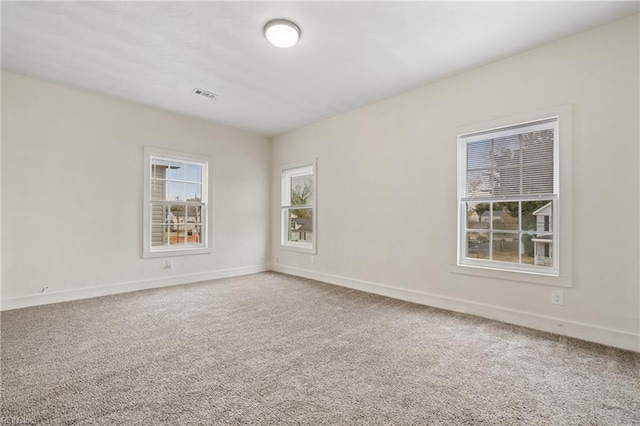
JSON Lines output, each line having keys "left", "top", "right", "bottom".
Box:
{"left": 1, "top": 272, "right": 639, "bottom": 425}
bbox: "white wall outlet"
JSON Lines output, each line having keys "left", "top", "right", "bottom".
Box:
{"left": 551, "top": 290, "right": 564, "bottom": 305}
{"left": 275, "top": 257, "right": 279, "bottom": 263}
{"left": 310, "top": 255, "right": 315, "bottom": 264}
{"left": 165, "top": 260, "right": 173, "bottom": 269}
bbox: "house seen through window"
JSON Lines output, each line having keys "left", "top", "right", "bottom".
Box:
{"left": 281, "top": 160, "right": 316, "bottom": 253}
{"left": 144, "top": 148, "right": 209, "bottom": 258}
{"left": 458, "top": 118, "right": 558, "bottom": 275}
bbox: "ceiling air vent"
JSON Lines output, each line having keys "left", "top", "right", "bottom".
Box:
{"left": 192, "top": 88, "right": 218, "bottom": 100}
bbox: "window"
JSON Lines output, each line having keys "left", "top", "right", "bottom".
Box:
{"left": 281, "top": 160, "right": 316, "bottom": 253}
{"left": 143, "top": 147, "right": 209, "bottom": 258}
{"left": 458, "top": 118, "right": 559, "bottom": 275}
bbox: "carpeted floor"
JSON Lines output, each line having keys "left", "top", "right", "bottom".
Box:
{"left": 1, "top": 272, "right": 639, "bottom": 425}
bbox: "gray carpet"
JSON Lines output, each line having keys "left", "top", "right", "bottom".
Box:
{"left": 1, "top": 272, "right": 639, "bottom": 425}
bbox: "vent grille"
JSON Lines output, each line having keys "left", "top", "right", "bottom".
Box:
{"left": 192, "top": 88, "right": 218, "bottom": 100}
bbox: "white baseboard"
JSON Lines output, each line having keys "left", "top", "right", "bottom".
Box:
{"left": 4, "top": 263, "right": 638, "bottom": 353}
{"left": 0, "top": 264, "right": 269, "bottom": 311}
{"left": 271, "top": 264, "right": 640, "bottom": 353}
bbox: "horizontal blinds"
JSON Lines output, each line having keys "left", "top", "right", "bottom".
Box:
{"left": 466, "top": 125, "right": 555, "bottom": 199}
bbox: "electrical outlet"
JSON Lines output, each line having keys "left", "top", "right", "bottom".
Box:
{"left": 276, "top": 257, "right": 279, "bottom": 263}
{"left": 310, "top": 255, "right": 315, "bottom": 264}
{"left": 165, "top": 260, "right": 173, "bottom": 269}
{"left": 551, "top": 291, "right": 564, "bottom": 305}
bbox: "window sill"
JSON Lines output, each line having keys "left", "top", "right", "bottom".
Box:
{"left": 143, "top": 248, "right": 211, "bottom": 259}
{"left": 280, "top": 244, "right": 316, "bottom": 255}
{"left": 449, "top": 264, "right": 573, "bottom": 288}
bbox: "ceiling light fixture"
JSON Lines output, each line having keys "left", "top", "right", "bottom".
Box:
{"left": 264, "top": 19, "right": 301, "bottom": 48}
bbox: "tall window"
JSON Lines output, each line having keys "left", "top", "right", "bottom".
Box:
{"left": 143, "top": 147, "right": 209, "bottom": 258}
{"left": 281, "top": 160, "right": 316, "bottom": 253}
{"left": 458, "top": 118, "right": 559, "bottom": 275}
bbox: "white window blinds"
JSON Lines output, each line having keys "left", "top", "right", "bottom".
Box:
{"left": 464, "top": 120, "right": 556, "bottom": 199}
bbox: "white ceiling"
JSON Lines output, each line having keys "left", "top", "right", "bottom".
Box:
{"left": 2, "top": 2, "right": 638, "bottom": 137}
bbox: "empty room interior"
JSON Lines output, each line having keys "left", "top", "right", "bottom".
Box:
{"left": 1, "top": 1, "right": 639, "bottom": 424}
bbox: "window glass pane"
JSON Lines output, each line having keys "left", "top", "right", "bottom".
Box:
{"left": 466, "top": 169, "right": 493, "bottom": 198}
{"left": 167, "top": 205, "right": 177, "bottom": 229}
{"left": 162, "top": 205, "right": 176, "bottom": 244}
{"left": 493, "top": 134, "right": 521, "bottom": 168}
{"left": 467, "top": 139, "right": 492, "bottom": 170}
{"left": 185, "top": 183, "right": 202, "bottom": 202}
{"left": 151, "top": 204, "right": 166, "bottom": 246}
{"left": 184, "top": 205, "right": 201, "bottom": 243}
{"left": 168, "top": 182, "right": 185, "bottom": 202}
{"left": 290, "top": 175, "right": 313, "bottom": 206}
{"left": 172, "top": 225, "right": 187, "bottom": 244}
{"left": 521, "top": 200, "right": 553, "bottom": 232}
{"left": 521, "top": 233, "right": 536, "bottom": 265}
{"left": 287, "top": 208, "right": 313, "bottom": 243}
{"left": 522, "top": 163, "right": 553, "bottom": 195}
{"left": 466, "top": 202, "right": 490, "bottom": 230}
{"left": 187, "top": 205, "right": 202, "bottom": 223}
{"left": 492, "top": 233, "right": 519, "bottom": 263}
{"left": 169, "top": 205, "right": 184, "bottom": 225}
{"left": 165, "top": 205, "right": 173, "bottom": 225}
{"left": 168, "top": 162, "right": 185, "bottom": 181}
{"left": 152, "top": 159, "right": 170, "bottom": 179}
{"left": 521, "top": 129, "right": 554, "bottom": 164}
{"left": 492, "top": 202, "right": 518, "bottom": 230}
{"left": 532, "top": 236, "right": 553, "bottom": 267}
{"left": 185, "top": 163, "right": 202, "bottom": 183}
{"left": 151, "top": 204, "right": 166, "bottom": 225}
{"left": 150, "top": 178, "right": 165, "bottom": 201}
{"left": 494, "top": 167, "right": 521, "bottom": 196}
{"left": 186, "top": 224, "right": 202, "bottom": 243}
{"left": 466, "top": 231, "right": 489, "bottom": 259}
{"left": 151, "top": 225, "right": 166, "bottom": 247}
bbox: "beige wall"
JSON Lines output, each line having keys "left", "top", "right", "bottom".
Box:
{"left": 1, "top": 72, "right": 271, "bottom": 305}
{"left": 1, "top": 15, "right": 638, "bottom": 351}
{"left": 271, "top": 15, "right": 640, "bottom": 351}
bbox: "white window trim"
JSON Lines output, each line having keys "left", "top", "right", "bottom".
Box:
{"left": 143, "top": 146, "right": 211, "bottom": 259}
{"left": 451, "top": 105, "right": 573, "bottom": 287}
{"left": 280, "top": 159, "right": 317, "bottom": 254}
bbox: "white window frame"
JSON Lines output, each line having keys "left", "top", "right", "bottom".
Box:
{"left": 143, "top": 146, "right": 211, "bottom": 258}
{"left": 457, "top": 118, "right": 560, "bottom": 276}
{"left": 280, "top": 159, "right": 317, "bottom": 254}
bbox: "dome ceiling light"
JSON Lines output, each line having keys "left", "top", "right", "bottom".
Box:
{"left": 264, "top": 19, "right": 301, "bottom": 48}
